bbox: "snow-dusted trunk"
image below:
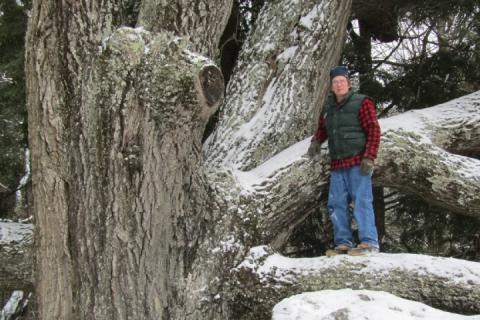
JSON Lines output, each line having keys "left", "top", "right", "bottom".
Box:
{"left": 375, "top": 92, "right": 480, "bottom": 217}
{"left": 205, "top": 0, "right": 352, "bottom": 170}
{"left": 26, "top": 1, "right": 227, "bottom": 319}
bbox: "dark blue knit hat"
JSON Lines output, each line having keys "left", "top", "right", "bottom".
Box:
{"left": 329, "top": 66, "right": 349, "bottom": 80}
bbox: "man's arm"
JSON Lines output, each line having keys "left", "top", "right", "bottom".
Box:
{"left": 312, "top": 113, "right": 328, "bottom": 143}
{"left": 359, "top": 98, "right": 381, "bottom": 160}
{"left": 307, "top": 113, "right": 328, "bottom": 157}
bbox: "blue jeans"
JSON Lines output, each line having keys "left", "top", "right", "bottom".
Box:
{"left": 327, "top": 165, "right": 379, "bottom": 248}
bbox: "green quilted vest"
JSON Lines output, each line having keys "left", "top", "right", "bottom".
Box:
{"left": 324, "top": 91, "right": 367, "bottom": 160}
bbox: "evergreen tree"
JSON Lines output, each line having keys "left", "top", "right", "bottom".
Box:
{"left": 0, "top": 0, "right": 29, "bottom": 216}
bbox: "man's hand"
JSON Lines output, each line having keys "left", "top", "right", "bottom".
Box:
{"left": 307, "top": 140, "right": 322, "bottom": 157}
{"left": 360, "top": 158, "right": 374, "bottom": 175}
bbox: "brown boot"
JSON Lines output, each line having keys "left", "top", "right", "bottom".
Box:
{"left": 325, "top": 244, "right": 350, "bottom": 257}
{"left": 348, "top": 243, "right": 379, "bottom": 256}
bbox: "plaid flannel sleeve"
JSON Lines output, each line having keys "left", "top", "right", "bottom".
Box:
{"left": 312, "top": 113, "right": 328, "bottom": 143}
{"left": 359, "top": 98, "right": 381, "bottom": 160}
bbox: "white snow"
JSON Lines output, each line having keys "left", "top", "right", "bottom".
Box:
{"left": 381, "top": 91, "right": 480, "bottom": 134}
{"left": 298, "top": 4, "right": 323, "bottom": 30}
{"left": 276, "top": 46, "right": 298, "bottom": 63}
{"left": 233, "top": 138, "right": 312, "bottom": 189}
{"left": 0, "top": 221, "right": 33, "bottom": 244}
{"left": 1, "top": 291, "right": 25, "bottom": 320}
{"left": 272, "top": 289, "right": 480, "bottom": 320}
{"left": 15, "top": 148, "right": 30, "bottom": 209}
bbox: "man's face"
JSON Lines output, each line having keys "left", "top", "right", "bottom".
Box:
{"left": 331, "top": 75, "right": 349, "bottom": 98}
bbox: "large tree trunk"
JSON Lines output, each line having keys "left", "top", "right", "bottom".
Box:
{"left": 24, "top": 0, "right": 480, "bottom": 319}
{"left": 25, "top": 1, "right": 229, "bottom": 319}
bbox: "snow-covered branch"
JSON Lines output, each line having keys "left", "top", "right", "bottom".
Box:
{"left": 231, "top": 246, "right": 480, "bottom": 319}
{"left": 205, "top": 0, "right": 352, "bottom": 170}
{"left": 375, "top": 90, "right": 480, "bottom": 217}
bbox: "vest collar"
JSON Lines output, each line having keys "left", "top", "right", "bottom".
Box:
{"left": 334, "top": 90, "right": 355, "bottom": 107}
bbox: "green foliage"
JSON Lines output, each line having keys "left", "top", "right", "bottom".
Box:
{"left": 345, "top": 0, "right": 480, "bottom": 112}
{"left": 0, "top": 0, "right": 29, "bottom": 215}
{"left": 383, "top": 50, "right": 480, "bottom": 111}
{"left": 384, "top": 193, "right": 480, "bottom": 261}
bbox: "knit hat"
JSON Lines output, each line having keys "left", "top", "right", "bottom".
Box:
{"left": 329, "top": 66, "right": 349, "bottom": 80}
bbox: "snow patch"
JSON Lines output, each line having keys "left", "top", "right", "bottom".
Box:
{"left": 1, "top": 291, "right": 26, "bottom": 320}
{"left": 272, "top": 289, "right": 480, "bottom": 320}
{"left": 299, "top": 4, "right": 324, "bottom": 30}
{"left": 233, "top": 138, "right": 310, "bottom": 189}
{"left": 277, "top": 46, "right": 298, "bottom": 63}
{"left": 0, "top": 221, "right": 33, "bottom": 244}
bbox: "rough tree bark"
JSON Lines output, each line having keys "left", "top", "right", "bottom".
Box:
{"left": 26, "top": 0, "right": 228, "bottom": 318}
{"left": 24, "top": 0, "right": 480, "bottom": 319}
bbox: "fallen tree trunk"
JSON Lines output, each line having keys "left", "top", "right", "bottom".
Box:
{"left": 229, "top": 246, "right": 480, "bottom": 319}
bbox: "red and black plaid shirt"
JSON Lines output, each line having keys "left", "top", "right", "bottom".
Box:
{"left": 312, "top": 97, "right": 381, "bottom": 171}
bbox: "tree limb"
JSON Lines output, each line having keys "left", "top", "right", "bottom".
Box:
{"left": 229, "top": 246, "right": 480, "bottom": 319}
{"left": 205, "top": 0, "right": 353, "bottom": 170}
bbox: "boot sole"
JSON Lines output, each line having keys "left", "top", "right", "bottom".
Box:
{"left": 348, "top": 248, "right": 379, "bottom": 256}
{"left": 325, "top": 249, "right": 349, "bottom": 257}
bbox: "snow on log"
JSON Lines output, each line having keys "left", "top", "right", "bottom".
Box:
{"left": 0, "top": 222, "right": 33, "bottom": 292}
{"left": 205, "top": 0, "right": 352, "bottom": 170}
{"left": 375, "top": 90, "right": 480, "bottom": 217}
{"left": 230, "top": 246, "right": 480, "bottom": 319}
{"left": 272, "top": 289, "right": 480, "bottom": 320}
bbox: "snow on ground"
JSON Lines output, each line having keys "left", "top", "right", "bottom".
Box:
{"left": 272, "top": 289, "right": 480, "bottom": 320}
{"left": 0, "top": 221, "right": 33, "bottom": 244}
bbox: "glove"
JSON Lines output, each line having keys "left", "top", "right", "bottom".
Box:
{"left": 360, "top": 158, "right": 374, "bottom": 176}
{"left": 307, "top": 140, "right": 322, "bottom": 157}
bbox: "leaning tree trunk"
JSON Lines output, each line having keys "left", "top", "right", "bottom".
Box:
{"left": 25, "top": 0, "right": 480, "bottom": 320}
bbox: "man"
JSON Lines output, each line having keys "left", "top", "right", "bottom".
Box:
{"left": 308, "top": 66, "right": 381, "bottom": 256}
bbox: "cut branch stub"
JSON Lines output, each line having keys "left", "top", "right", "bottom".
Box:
{"left": 198, "top": 65, "right": 224, "bottom": 108}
